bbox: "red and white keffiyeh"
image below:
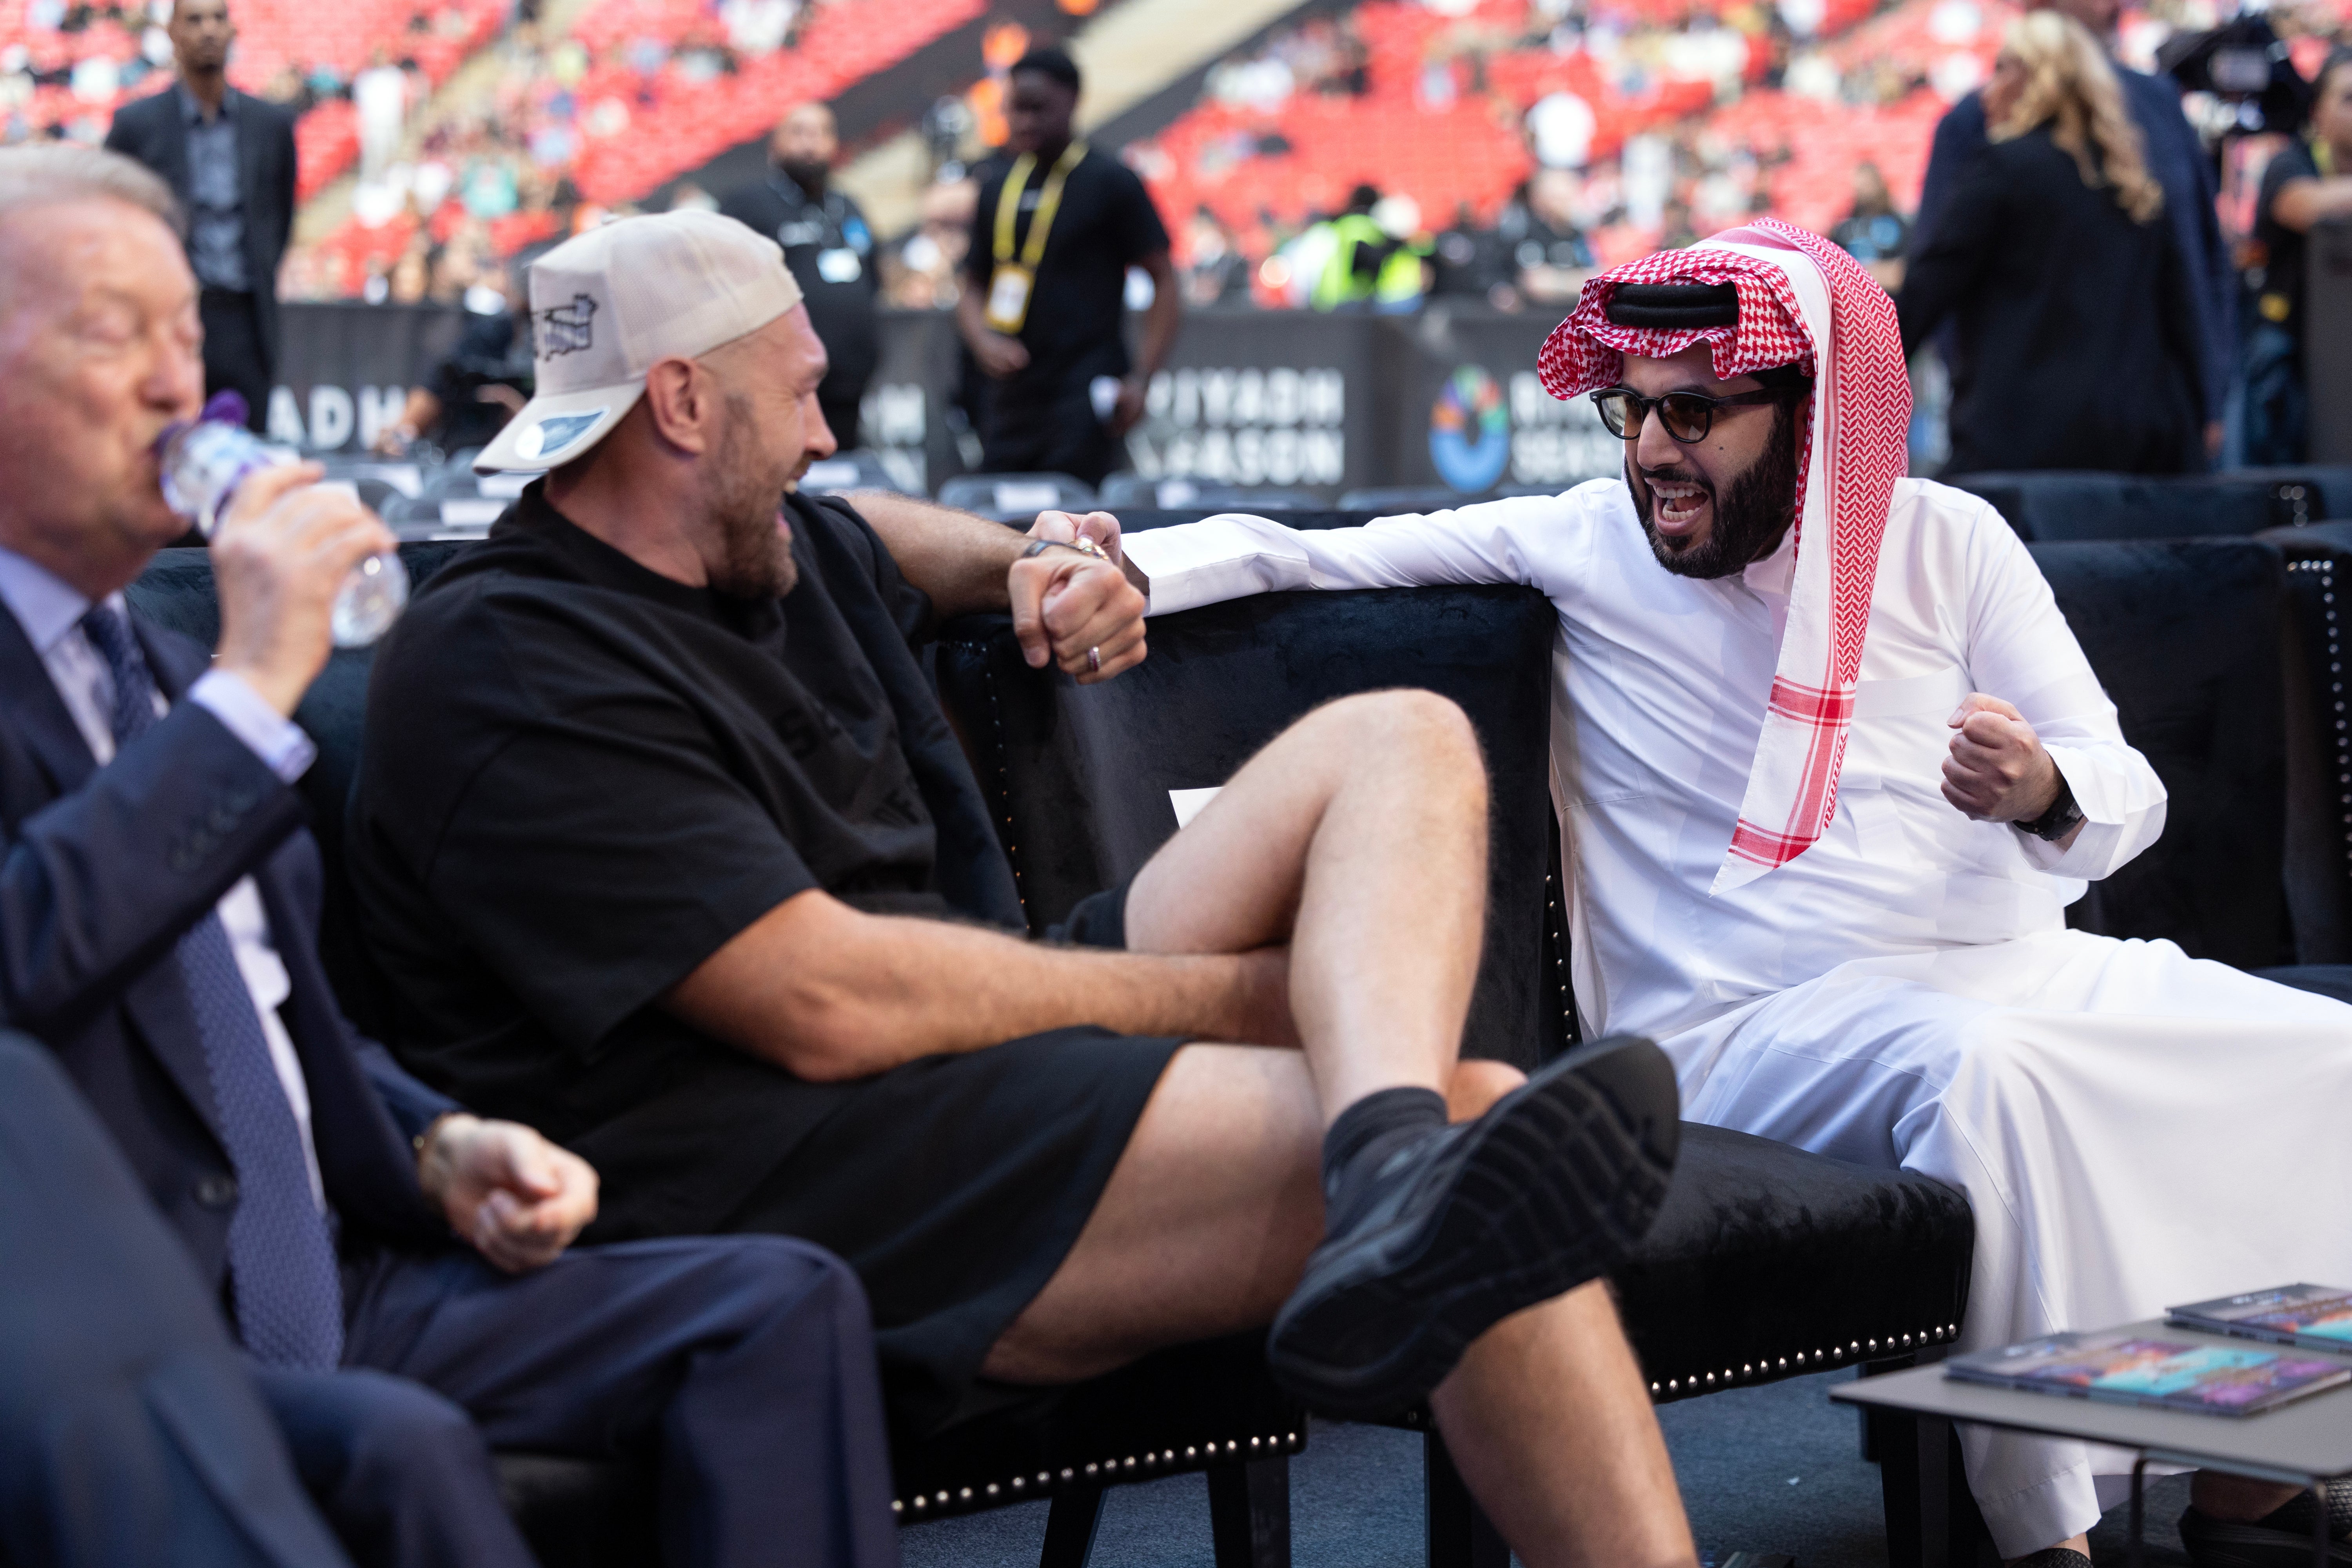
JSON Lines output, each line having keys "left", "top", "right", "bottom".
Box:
{"left": 1538, "top": 218, "right": 1911, "bottom": 894}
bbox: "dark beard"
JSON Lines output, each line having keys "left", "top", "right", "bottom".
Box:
{"left": 709, "top": 393, "right": 799, "bottom": 600}
{"left": 777, "top": 157, "right": 829, "bottom": 194}
{"left": 1629, "top": 400, "right": 1802, "bottom": 580}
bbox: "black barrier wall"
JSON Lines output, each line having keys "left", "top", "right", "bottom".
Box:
{"left": 273, "top": 303, "right": 1622, "bottom": 499}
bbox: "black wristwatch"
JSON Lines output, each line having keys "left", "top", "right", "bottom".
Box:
{"left": 2015, "top": 775, "right": 2084, "bottom": 842}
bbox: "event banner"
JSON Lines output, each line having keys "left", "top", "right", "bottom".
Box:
{"left": 272, "top": 302, "right": 1622, "bottom": 499}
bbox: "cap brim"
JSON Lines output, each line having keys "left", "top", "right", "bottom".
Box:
{"left": 473, "top": 381, "right": 645, "bottom": 474}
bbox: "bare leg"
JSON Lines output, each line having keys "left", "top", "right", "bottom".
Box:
{"left": 986, "top": 1051, "right": 1530, "bottom": 1381}
{"left": 1123, "top": 688, "right": 1489, "bottom": 1118}
{"left": 1432, "top": 1286, "right": 1696, "bottom": 1568}
{"left": 987, "top": 691, "right": 1499, "bottom": 1379}
{"left": 985, "top": 693, "right": 1692, "bottom": 1563}
{"left": 982, "top": 1045, "right": 1324, "bottom": 1383}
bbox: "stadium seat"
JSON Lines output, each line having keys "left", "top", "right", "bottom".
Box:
{"left": 2029, "top": 537, "right": 2352, "bottom": 1002}
{"left": 937, "top": 473, "right": 1100, "bottom": 522}
{"left": 1943, "top": 468, "right": 2352, "bottom": 543}
{"left": 799, "top": 449, "right": 918, "bottom": 497}
{"left": 1336, "top": 486, "right": 1508, "bottom": 513}
{"left": 2258, "top": 522, "right": 2352, "bottom": 967}
{"left": 1098, "top": 474, "right": 1323, "bottom": 511}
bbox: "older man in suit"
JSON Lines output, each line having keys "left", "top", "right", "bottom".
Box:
{"left": 0, "top": 143, "right": 898, "bottom": 1568}
{"left": 104, "top": 0, "right": 297, "bottom": 432}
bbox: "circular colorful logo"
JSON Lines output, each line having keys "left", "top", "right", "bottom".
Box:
{"left": 1429, "top": 365, "right": 1511, "bottom": 493}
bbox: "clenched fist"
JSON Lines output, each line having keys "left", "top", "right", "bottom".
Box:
{"left": 1942, "top": 693, "right": 2062, "bottom": 825}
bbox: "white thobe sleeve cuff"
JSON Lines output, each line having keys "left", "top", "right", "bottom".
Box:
{"left": 190, "top": 670, "right": 317, "bottom": 783}
{"left": 1124, "top": 515, "right": 1315, "bottom": 617}
{"left": 2017, "top": 740, "right": 2166, "bottom": 880}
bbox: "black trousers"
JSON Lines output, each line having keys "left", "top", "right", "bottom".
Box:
{"left": 251, "top": 1230, "right": 900, "bottom": 1568}
{"left": 0, "top": 1037, "right": 898, "bottom": 1568}
{"left": 200, "top": 288, "right": 274, "bottom": 432}
{"left": 0, "top": 1034, "right": 349, "bottom": 1568}
{"left": 980, "top": 365, "right": 1125, "bottom": 488}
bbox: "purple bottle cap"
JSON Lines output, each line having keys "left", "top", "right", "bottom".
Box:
{"left": 154, "top": 389, "right": 253, "bottom": 463}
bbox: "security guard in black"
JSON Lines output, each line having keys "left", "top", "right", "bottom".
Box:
{"left": 719, "top": 103, "right": 879, "bottom": 446}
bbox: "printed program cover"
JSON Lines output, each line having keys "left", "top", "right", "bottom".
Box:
{"left": 1948, "top": 1329, "right": 2350, "bottom": 1417}
{"left": 2169, "top": 1284, "right": 2352, "bottom": 1354}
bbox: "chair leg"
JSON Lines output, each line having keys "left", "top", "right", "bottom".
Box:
{"left": 1040, "top": 1483, "right": 1106, "bottom": 1568}
{"left": 1880, "top": 1409, "right": 1995, "bottom": 1568}
{"left": 1878, "top": 1406, "right": 1929, "bottom": 1568}
{"left": 1425, "top": 1430, "right": 1510, "bottom": 1568}
{"left": 1938, "top": 1420, "right": 1995, "bottom": 1568}
{"left": 1208, "top": 1456, "right": 1292, "bottom": 1568}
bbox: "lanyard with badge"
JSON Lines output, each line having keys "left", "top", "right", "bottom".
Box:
{"left": 985, "top": 141, "right": 1087, "bottom": 335}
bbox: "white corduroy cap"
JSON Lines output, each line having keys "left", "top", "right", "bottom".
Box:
{"left": 474, "top": 209, "right": 806, "bottom": 474}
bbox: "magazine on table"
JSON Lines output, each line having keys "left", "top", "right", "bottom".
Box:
{"left": 1946, "top": 1328, "right": 2350, "bottom": 1417}
{"left": 2168, "top": 1284, "right": 2352, "bottom": 1355}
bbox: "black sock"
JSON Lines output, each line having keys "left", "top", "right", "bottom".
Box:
{"left": 1321, "top": 1086, "right": 1448, "bottom": 1235}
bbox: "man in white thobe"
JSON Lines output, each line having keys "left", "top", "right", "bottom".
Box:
{"left": 1096, "top": 221, "right": 2352, "bottom": 1566}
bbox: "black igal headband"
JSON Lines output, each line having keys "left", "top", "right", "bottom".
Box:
{"left": 1602, "top": 280, "right": 1740, "bottom": 329}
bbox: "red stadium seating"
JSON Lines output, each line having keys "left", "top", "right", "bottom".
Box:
{"left": 1128, "top": 0, "right": 2032, "bottom": 276}
{"left": 556, "top": 0, "right": 983, "bottom": 203}
{"left": 1, "top": 0, "right": 504, "bottom": 198}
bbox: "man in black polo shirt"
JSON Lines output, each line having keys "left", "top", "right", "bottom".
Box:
{"left": 349, "top": 210, "right": 1702, "bottom": 1568}
{"left": 956, "top": 48, "right": 1181, "bottom": 486}
{"left": 719, "top": 102, "right": 879, "bottom": 449}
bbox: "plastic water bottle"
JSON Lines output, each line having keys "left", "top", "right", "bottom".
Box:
{"left": 156, "top": 392, "right": 410, "bottom": 648}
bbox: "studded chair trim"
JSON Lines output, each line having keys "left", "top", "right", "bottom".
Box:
{"left": 893, "top": 1430, "right": 1308, "bottom": 1520}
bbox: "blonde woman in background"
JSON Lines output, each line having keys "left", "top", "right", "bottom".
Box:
{"left": 1896, "top": 11, "right": 2209, "bottom": 476}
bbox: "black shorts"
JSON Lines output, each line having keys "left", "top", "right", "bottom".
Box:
{"left": 720, "top": 873, "right": 1180, "bottom": 1436}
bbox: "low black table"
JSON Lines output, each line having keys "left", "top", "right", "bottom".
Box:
{"left": 1832, "top": 1321, "right": 2352, "bottom": 1568}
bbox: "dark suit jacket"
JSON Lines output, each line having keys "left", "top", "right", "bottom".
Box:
{"left": 0, "top": 605, "right": 452, "bottom": 1299}
{"left": 1912, "top": 71, "right": 2232, "bottom": 427}
{"left": 104, "top": 85, "right": 299, "bottom": 371}
{"left": 1896, "top": 127, "right": 2205, "bottom": 477}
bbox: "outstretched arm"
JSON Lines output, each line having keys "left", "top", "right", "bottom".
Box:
{"left": 1122, "top": 491, "right": 1575, "bottom": 617}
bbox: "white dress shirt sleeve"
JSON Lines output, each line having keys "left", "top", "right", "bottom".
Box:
{"left": 189, "top": 668, "right": 317, "bottom": 783}
{"left": 1958, "top": 507, "right": 2168, "bottom": 881}
{"left": 1124, "top": 494, "right": 1576, "bottom": 617}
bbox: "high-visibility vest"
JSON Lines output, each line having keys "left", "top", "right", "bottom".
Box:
{"left": 1312, "top": 213, "right": 1430, "bottom": 310}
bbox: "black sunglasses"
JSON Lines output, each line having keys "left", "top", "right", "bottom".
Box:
{"left": 1590, "top": 385, "right": 1785, "bottom": 443}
